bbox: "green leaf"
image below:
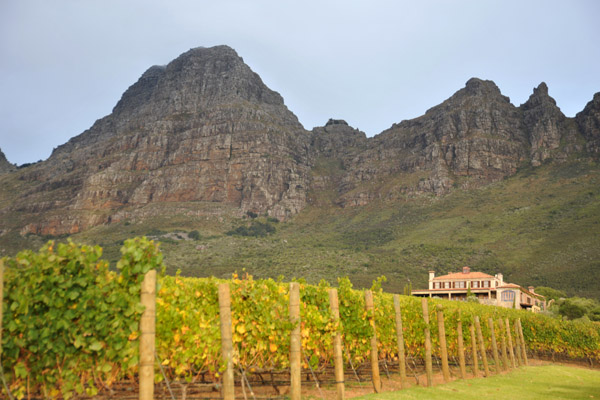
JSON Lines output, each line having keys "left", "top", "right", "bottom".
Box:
{"left": 89, "top": 341, "right": 103, "bottom": 352}
{"left": 14, "top": 362, "right": 28, "bottom": 379}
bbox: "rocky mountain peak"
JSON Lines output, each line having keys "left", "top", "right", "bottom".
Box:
{"left": 578, "top": 92, "right": 600, "bottom": 114}
{"left": 325, "top": 118, "right": 349, "bottom": 127}
{"left": 465, "top": 77, "right": 496, "bottom": 90}
{"left": 522, "top": 82, "right": 558, "bottom": 110}
{"left": 423, "top": 78, "right": 511, "bottom": 116}
{"left": 535, "top": 81, "right": 549, "bottom": 95}
{"left": 463, "top": 77, "right": 503, "bottom": 97}
{"left": 576, "top": 92, "right": 600, "bottom": 155}
{"left": 112, "top": 45, "right": 286, "bottom": 120}
{"left": 521, "top": 82, "right": 567, "bottom": 166}
{"left": 0, "top": 149, "right": 14, "bottom": 174}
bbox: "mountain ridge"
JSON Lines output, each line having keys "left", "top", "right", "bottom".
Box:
{"left": 1, "top": 45, "right": 599, "bottom": 235}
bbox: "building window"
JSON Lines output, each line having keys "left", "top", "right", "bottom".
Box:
{"left": 501, "top": 291, "right": 515, "bottom": 301}
{"left": 472, "top": 281, "right": 479, "bottom": 288}
{"left": 457, "top": 281, "right": 465, "bottom": 289}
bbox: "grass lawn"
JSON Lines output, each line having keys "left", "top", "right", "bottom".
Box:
{"left": 354, "top": 365, "right": 600, "bottom": 400}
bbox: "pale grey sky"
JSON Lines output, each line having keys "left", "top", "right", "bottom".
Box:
{"left": 1, "top": 0, "right": 599, "bottom": 165}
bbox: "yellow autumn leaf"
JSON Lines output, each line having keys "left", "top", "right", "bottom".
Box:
{"left": 236, "top": 324, "right": 246, "bottom": 334}
{"left": 269, "top": 343, "right": 278, "bottom": 352}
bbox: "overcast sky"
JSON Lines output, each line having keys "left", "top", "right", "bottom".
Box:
{"left": 1, "top": 0, "right": 599, "bottom": 165}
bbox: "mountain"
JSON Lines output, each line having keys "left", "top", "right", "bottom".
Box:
{"left": 1, "top": 45, "right": 599, "bottom": 298}
{"left": 2, "top": 46, "right": 311, "bottom": 235}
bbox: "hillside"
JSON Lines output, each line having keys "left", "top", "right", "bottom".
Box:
{"left": 0, "top": 45, "right": 599, "bottom": 299}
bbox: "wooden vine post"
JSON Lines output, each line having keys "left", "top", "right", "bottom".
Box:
{"left": 139, "top": 269, "right": 157, "bottom": 400}
{"left": 474, "top": 316, "right": 490, "bottom": 377}
{"left": 421, "top": 298, "right": 433, "bottom": 387}
{"left": 290, "top": 282, "right": 302, "bottom": 400}
{"left": 456, "top": 310, "right": 467, "bottom": 380}
{"left": 393, "top": 294, "right": 408, "bottom": 389}
{"left": 365, "top": 290, "right": 382, "bottom": 393}
{"left": 513, "top": 322, "right": 523, "bottom": 367}
{"left": 328, "top": 288, "right": 345, "bottom": 400}
{"left": 436, "top": 305, "right": 451, "bottom": 382}
{"left": 517, "top": 319, "right": 528, "bottom": 366}
{"left": 470, "top": 324, "right": 479, "bottom": 377}
{"left": 218, "top": 283, "right": 235, "bottom": 400}
{"left": 505, "top": 318, "right": 517, "bottom": 368}
{"left": 488, "top": 318, "right": 501, "bottom": 374}
{"left": 498, "top": 319, "right": 510, "bottom": 371}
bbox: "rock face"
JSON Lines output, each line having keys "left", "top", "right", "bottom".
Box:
{"left": 0, "top": 149, "right": 14, "bottom": 174}
{"left": 576, "top": 93, "right": 600, "bottom": 155}
{"left": 313, "top": 78, "right": 593, "bottom": 207}
{"left": 333, "top": 79, "right": 529, "bottom": 205}
{"left": 8, "top": 46, "right": 311, "bottom": 234}
{"left": 0, "top": 46, "right": 599, "bottom": 235}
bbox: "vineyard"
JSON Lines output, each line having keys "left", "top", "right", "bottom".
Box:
{"left": 1, "top": 239, "right": 600, "bottom": 399}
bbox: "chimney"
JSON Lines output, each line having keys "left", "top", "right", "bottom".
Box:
{"left": 528, "top": 286, "right": 535, "bottom": 293}
{"left": 462, "top": 266, "right": 470, "bottom": 274}
{"left": 497, "top": 273, "right": 503, "bottom": 285}
{"left": 428, "top": 271, "right": 435, "bottom": 290}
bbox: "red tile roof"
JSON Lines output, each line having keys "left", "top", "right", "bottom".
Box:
{"left": 432, "top": 271, "right": 494, "bottom": 280}
{"left": 497, "top": 283, "right": 521, "bottom": 289}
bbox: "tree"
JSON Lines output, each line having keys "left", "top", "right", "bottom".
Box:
{"left": 559, "top": 300, "right": 586, "bottom": 320}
